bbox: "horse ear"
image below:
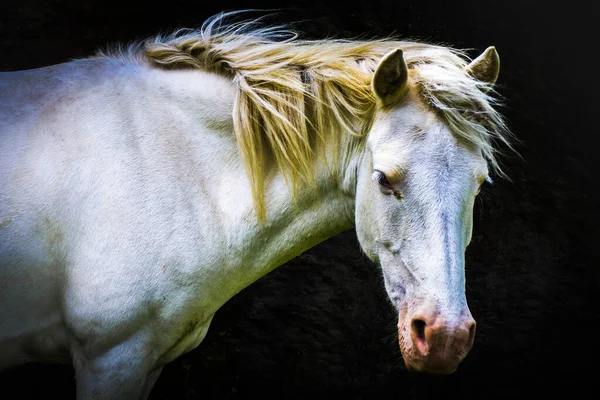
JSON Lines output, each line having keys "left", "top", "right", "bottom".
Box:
{"left": 372, "top": 49, "right": 409, "bottom": 106}
{"left": 466, "top": 46, "right": 500, "bottom": 86}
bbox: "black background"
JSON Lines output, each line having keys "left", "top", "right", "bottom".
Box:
{"left": 0, "top": 1, "right": 597, "bottom": 399}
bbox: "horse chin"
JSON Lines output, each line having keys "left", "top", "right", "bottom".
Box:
{"left": 402, "top": 355, "right": 461, "bottom": 375}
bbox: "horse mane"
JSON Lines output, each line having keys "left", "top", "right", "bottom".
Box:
{"left": 96, "top": 12, "right": 512, "bottom": 220}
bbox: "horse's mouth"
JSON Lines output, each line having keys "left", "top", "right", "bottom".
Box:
{"left": 402, "top": 354, "right": 463, "bottom": 375}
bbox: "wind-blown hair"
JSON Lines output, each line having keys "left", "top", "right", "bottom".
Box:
{"left": 97, "top": 12, "right": 513, "bottom": 220}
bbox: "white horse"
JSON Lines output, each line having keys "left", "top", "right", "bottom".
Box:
{"left": 0, "top": 12, "right": 511, "bottom": 399}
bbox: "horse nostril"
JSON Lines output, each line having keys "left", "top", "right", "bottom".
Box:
{"left": 412, "top": 319, "right": 427, "bottom": 342}
{"left": 468, "top": 321, "right": 476, "bottom": 343}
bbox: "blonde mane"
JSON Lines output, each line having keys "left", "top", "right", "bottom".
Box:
{"left": 97, "top": 12, "right": 512, "bottom": 220}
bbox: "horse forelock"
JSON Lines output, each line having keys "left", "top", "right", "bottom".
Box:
{"left": 95, "top": 11, "right": 513, "bottom": 220}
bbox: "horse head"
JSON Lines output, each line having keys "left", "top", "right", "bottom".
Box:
{"left": 355, "top": 47, "right": 500, "bottom": 373}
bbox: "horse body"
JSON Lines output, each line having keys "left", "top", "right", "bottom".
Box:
{"left": 0, "top": 13, "right": 510, "bottom": 399}
{"left": 0, "top": 58, "right": 357, "bottom": 395}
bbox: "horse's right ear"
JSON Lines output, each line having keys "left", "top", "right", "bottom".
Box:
{"left": 466, "top": 46, "right": 500, "bottom": 86}
{"left": 372, "top": 49, "right": 409, "bottom": 107}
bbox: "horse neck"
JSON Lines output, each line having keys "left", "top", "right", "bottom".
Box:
{"left": 233, "top": 132, "right": 363, "bottom": 278}
{"left": 149, "top": 65, "right": 363, "bottom": 286}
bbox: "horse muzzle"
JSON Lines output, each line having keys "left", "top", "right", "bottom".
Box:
{"left": 397, "top": 305, "right": 476, "bottom": 374}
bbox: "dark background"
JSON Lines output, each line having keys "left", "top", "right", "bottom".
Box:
{"left": 0, "top": 1, "right": 597, "bottom": 399}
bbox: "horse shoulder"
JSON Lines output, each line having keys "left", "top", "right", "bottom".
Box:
{"left": 0, "top": 59, "right": 244, "bottom": 365}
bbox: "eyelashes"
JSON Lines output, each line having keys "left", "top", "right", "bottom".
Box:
{"left": 372, "top": 170, "right": 403, "bottom": 199}
{"left": 372, "top": 170, "right": 393, "bottom": 190}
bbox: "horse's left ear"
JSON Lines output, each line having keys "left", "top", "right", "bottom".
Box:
{"left": 372, "top": 49, "right": 409, "bottom": 106}
{"left": 466, "top": 46, "right": 500, "bottom": 85}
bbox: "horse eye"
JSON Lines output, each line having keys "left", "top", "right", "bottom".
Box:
{"left": 476, "top": 176, "right": 493, "bottom": 195}
{"left": 372, "top": 171, "right": 393, "bottom": 190}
